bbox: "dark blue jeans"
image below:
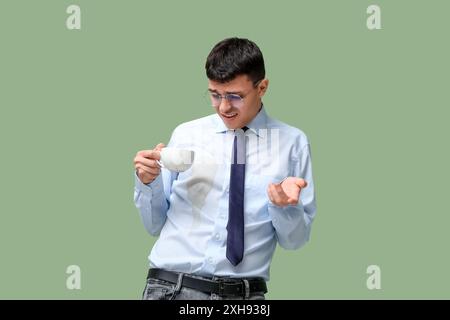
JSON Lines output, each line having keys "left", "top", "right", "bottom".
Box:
{"left": 142, "top": 273, "right": 266, "bottom": 300}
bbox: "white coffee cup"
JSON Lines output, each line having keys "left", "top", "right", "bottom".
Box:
{"left": 156, "top": 147, "right": 195, "bottom": 172}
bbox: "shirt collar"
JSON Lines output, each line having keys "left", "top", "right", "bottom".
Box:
{"left": 214, "top": 103, "right": 268, "bottom": 138}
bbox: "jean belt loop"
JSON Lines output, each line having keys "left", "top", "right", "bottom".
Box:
{"left": 242, "top": 279, "right": 250, "bottom": 299}
{"left": 168, "top": 272, "right": 184, "bottom": 301}
{"left": 174, "top": 272, "right": 184, "bottom": 294}
{"left": 218, "top": 278, "right": 225, "bottom": 296}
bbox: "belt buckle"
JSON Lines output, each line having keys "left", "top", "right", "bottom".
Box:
{"left": 217, "top": 278, "right": 245, "bottom": 297}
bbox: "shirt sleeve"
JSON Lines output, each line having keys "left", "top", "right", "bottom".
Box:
{"left": 133, "top": 131, "right": 179, "bottom": 236}
{"left": 268, "top": 143, "right": 317, "bottom": 250}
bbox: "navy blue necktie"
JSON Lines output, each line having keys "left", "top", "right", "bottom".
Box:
{"left": 226, "top": 127, "right": 248, "bottom": 266}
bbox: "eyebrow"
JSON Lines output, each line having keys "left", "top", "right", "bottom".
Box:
{"left": 208, "top": 88, "right": 244, "bottom": 95}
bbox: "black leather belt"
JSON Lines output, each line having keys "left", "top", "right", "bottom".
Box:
{"left": 147, "top": 268, "right": 267, "bottom": 297}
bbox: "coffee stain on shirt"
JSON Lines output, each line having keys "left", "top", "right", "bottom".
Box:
{"left": 186, "top": 150, "right": 218, "bottom": 230}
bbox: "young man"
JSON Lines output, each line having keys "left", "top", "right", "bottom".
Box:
{"left": 133, "top": 37, "right": 316, "bottom": 300}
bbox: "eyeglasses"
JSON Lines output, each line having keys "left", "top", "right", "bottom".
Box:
{"left": 206, "top": 79, "right": 262, "bottom": 109}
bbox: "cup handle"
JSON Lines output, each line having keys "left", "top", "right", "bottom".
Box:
{"left": 156, "top": 160, "right": 165, "bottom": 168}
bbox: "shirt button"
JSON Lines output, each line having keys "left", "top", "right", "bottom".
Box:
{"left": 214, "top": 233, "right": 220, "bottom": 240}
{"left": 207, "top": 257, "right": 214, "bottom": 264}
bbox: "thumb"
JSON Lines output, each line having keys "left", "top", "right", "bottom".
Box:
{"left": 154, "top": 143, "right": 165, "bottom": 151}
{"left": 294, "top": 178, "right": 307, "bottom": 189}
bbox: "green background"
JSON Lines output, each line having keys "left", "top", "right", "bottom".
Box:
{"left": 0, "top": 0, "right": 449, "bottom": 299}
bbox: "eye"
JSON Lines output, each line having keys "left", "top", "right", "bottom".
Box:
{"left": 210, "top": 93, "right": 221, "bottom": 100}
{"left": 228, "top": 94, "right": 242, "bottom": 101}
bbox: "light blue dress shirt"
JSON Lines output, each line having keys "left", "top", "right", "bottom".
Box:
{"left": 133, "top": 106, "right": 316, "bottom": 281}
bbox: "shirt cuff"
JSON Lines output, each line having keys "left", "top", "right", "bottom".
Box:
{"left": 134, "top": 171, "right": 163, "bottom": 197}
{"left": 268, "top": 199, "right": 303, "bottom": 210}
{"left": 268, "top": 200, "right": 305, "bottom": 225}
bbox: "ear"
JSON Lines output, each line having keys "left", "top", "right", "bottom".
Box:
{"left": 258, "top": 78, "right": 269, "bottom": 97}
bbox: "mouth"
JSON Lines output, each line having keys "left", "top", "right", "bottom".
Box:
{"left": 221, "top": 112, "right": 238, "bottom": 120}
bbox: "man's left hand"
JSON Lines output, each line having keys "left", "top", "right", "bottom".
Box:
{"left": 267, "top": 177, "right": 308, "bottom": 207}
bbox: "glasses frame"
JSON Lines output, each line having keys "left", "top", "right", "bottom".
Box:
{"left": 206, "top": 79, "right": 263, "bottom": 108}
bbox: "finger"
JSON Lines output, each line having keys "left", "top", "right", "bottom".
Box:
{"left": 267, "top": 185, "right": 276, "bottom": 203}
{"left": 135, "top": 164, "right": 149, "bottom": 174}
{"left": 277, "top": 185, "right": 292, "bottom": 203}
{"left": 134, "top": 156, "right": 160, "bottom": 168}
{"left": 135, "top": 165, "right": 148, "bottom": 177}
{"left": 268, "top": 188, "right": 279, "bottom": 205}
{"left": 269, "top": 183, "right": 289, "bottom": 204}
{"left": 273, "top": 182, "right": 288, "bottom": 196}
{"left": 134, "top": 157, "right": 159, "bottom": 170}
{"left": 136, "top": 164, "right": 160, "bottom": 176}
{"left": 137, "top": 149, "right": 151, "bottom": 157}
{"left": 137, "top": 150, "right": 161, "bottom": 160}
{"left": 294, "top": 178, "right": 307, "bottom": 189}
{"left": 276, "top": 182, "right": 299, "bottom": 204}
{"left": 145, "top": 166, "right": 161, "bottom": 175}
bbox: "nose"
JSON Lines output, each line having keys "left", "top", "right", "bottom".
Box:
{"left": 218, "top": 97, "right": 233, "bottom": 113}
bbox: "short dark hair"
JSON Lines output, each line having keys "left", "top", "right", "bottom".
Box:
{"left": 205, "top": 37, "right": 265, "bottom": 84}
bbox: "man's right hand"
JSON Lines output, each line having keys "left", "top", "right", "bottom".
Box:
{"left": 134, "top": 143, "right": 165, "bottom": 184}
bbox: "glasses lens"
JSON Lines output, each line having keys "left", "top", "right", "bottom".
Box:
{"left": 206, "top": 92, "right": 244, "bottom": 108}
{"left": 209, "top": 93, "right": 221, "bottom": 107}
{"left": 228, "top": 94, "right": 243, "bottom": 108}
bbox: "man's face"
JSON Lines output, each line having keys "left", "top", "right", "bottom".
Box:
{"left": 208, "top": 74, "right": 268, "bottom": 130}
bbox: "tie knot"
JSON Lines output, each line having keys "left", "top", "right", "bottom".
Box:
{"left": 234, "top": 126, "right": 249, "bottom": 135}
